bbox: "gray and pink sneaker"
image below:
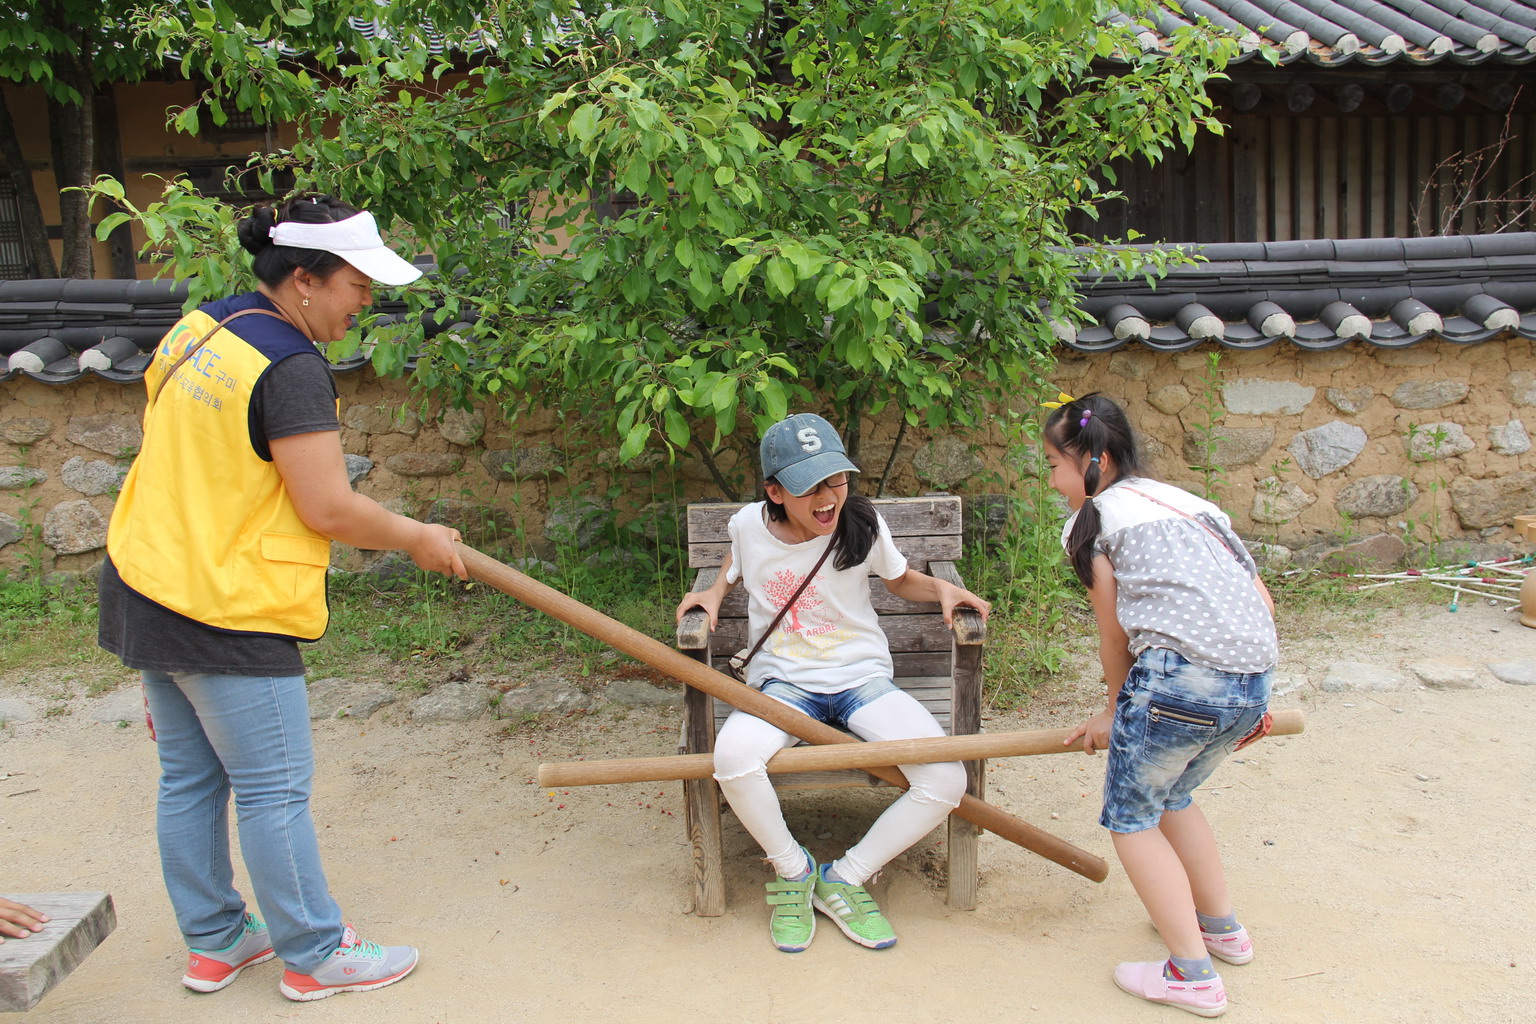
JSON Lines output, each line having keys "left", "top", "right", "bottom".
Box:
{"left": 1114, "top": 960, "right": 1228, "bottom": 1017}
{"left": 1201, "top": 924, "right": 1254, "bottom": 965}
{"left": 183, "top": 913, "right": 275, "bottom": 992}
{"left": 278, "top": 924, "right": 418, "bottom": 1002}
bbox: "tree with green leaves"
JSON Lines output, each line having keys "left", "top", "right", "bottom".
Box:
{"left": 0, "top": 1, "right": 169, "bottom": 276}
{"left": 93, "top": 0, "right": 1234, "bottom": 495}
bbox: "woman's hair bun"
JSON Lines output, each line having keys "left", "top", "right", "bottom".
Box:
{"left": 237, "top": 205, "right": 278, "bottom": 256}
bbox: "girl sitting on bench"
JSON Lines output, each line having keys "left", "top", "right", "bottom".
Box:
{"left": 677, "top": 413, "right": 990, "bottom": 952}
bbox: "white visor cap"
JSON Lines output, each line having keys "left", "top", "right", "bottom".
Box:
{"left": 270, "top": 211, "right": 423, "bottom": 286}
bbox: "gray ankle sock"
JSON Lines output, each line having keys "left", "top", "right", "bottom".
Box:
{"left": 1167, "top": 954, "right": 1218, "bottom": 982}
{"left": 1197, "top": 910, "right": 1240, "bottom": 935}
{"left": 777, "top": 847, "right": 813, "bottom": 881}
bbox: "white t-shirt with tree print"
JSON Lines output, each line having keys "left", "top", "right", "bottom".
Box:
{"left": 725, "top": 502, "right": 907, "bottom": 694}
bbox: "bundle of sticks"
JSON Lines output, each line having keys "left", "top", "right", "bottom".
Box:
{"left": 1352, "top": 555, "right": 1531, "bottom": 610}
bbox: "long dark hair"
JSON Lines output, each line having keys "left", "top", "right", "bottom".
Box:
{"left": 764, "top": 480, "right": 878, "bottom": 571}
{"left": 1045, "top": 392, "right": 1147, "bottom": 588}
{"left": 236, "top": 194, "right": 360, "bottom": 287}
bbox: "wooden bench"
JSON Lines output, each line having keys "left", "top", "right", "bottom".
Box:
{"left": 0, "top": 892, "right": 116, "bottom": 1012}
{"left": 675, "top": 495, "right": 986, "bottom": 916}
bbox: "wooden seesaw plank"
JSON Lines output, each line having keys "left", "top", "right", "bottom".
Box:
{"left": 0, "top": 892, "right": 115, "bottom": 1012}
{"left": 538, "top": 710, "right": 1306, "bottom": 787}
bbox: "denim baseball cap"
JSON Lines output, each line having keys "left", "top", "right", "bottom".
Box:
{"left": 759, "top": 413, "right": 860, "bottom": 496}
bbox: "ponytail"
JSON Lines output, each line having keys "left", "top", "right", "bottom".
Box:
{"left": 236, "top": 194, "right": 360, "bottom": 287}
{"left": 1044, "top": 393, "right": 1146, "bottom": 588}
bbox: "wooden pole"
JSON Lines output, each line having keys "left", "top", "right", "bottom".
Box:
{"left": 538, "top": 710, "right": 1305, "bottom": 788}
{"left": 456, "top": 544, "right": 1110, "bottom": 883}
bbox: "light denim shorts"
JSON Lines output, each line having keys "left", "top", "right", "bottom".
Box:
{"left": 1101, "top": 648, "right": 1270, "bottom": 834}
{"left": 759, "top": 676, "right": 901, "bottom": 728}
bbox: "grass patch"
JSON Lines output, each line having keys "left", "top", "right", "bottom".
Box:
{"left": 958, "top": 408, "right": 1089, "bottom": 710}
{"left": 0, "top": 573, "right": 120, "bottom": 685}
{"left": 305, "top": 549, "right": 686, "bottom": 690}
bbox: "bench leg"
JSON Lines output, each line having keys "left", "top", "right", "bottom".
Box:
{"left": 946, "top": 762, "right": 983, "bottom": 910}
{"left": 948, "top": 637, "right": 984, "bottom": 910}
{"left": 684, "top": 777, "right": 726, "bottom": 917}
{"left": 682, "top": 658, "right": 726, "bottom": 917}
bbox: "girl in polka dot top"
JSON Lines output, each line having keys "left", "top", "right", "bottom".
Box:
{"left": 1045, "top": 392, "right": 1277, "bottom": 1018}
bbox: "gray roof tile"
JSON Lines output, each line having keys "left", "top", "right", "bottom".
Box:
{"left": 3, "top": 230, "right": 1534, "bottom": 379}
{"left": 1125, "top": 0, "right": 1536, "bottom": 65}
{"left": 1064, "top": 230, "right": 1535, "bottom": 352}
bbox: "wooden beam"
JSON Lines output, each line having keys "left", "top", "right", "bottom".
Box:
{"left": 457, "top": 544, "right": 1110, "bottom": 883}
{"left": 1471, "top": 83, "right": 1515, "bottom": 111}
{"left": 1229, "top": 83, "right": 1262, "bottom": 113}
{"left": 0, "top": 893, "right": 115, "bottom": 1012}
{"left": 1329, "top": 84, "right": 1365, "bottom": 113}
{"left": 1384, "top": 83, "right": 1414, "bottom": 114}
{"left": 1286, "top": 83, "right": 1315, "bottom": 114}
{"left": 538, "top": 711, "right": 1307, "bottom": 787}
{"left": 1432, "top": 84, "right": 1465, "bottom": 111}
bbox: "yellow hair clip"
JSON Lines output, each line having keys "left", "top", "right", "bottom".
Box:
{"left": 1040, "top": 391, "right": 1075, "bottom": 410}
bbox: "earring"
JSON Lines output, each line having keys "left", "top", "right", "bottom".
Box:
{"left": 302, "top": 297, "right": 310, "bottom": 307}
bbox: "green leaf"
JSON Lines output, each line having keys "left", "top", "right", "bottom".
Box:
{"left": 569, "top": 103, "right": 601, "bottom": 142}
{"left": 709, "top": 375, "right": 737, "bottom": 413}
{"left": 663, "top": 407, "right": 691, "bottom": 448}
{"left": 618, "top": 421, "right": 650, "bottom": 462}
{"left": 765, "top": 257, "right": 795, "bottom": 298}
{"left": 760, "top": 377, "right": 788, "bottom": 421}
{"left": 721, "top": 253, "right": 760, "bottom": 293}
{"left": 826, "top": 277, "right": 862, "bottom": 311}
{"left": 93, "top": 212, "right": 132, "bottom": 240}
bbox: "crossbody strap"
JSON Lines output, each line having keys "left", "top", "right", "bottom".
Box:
{"left": 728, "top": 537, "right": 836, "bottom": 680}
{"left": 1118, "top": 485, "right": 1239, "bottom": 559}
{"left": 150, "top": 307, "right": 292, "bottom": 407}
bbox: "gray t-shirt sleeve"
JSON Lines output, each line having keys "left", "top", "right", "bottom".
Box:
{"left": 250, "top": 352, "right": 339, "bottom": 459}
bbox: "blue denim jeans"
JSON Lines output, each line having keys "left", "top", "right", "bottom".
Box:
{"left": 1101, "top": 648, "right": 1271, "bottom": 834}
{"left": 142, "top": 671, "right": 343, "bottom": 972}
{"left": 758, "top": 676, "right": 901, "bottom": 726}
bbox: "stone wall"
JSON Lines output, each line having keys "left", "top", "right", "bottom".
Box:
{"left": 3, "top": 334, "right": 1535, "bottom": 577}
{"left": 1051, "top": 334, "right": 1536, "bottom": 565}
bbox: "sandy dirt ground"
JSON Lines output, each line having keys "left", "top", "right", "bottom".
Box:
{"left": 3, "top": 594, "right": 1534, "bottom": 1024}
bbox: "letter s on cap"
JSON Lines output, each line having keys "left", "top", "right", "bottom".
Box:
{"left": 797, "top": 427, "right": 823, "bottom": 453}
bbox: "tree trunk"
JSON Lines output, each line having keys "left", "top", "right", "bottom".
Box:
{"left": 94, "top": 85, "right": 135, "bottom": 278}
{"left": 46, "top": 46, "right": 94, "bottom": 280}
{"left": 877, "top": 416, "right": 908, "bottom": 498}
{"left": 0, "top": 88, "right": 59, "bottom": 278}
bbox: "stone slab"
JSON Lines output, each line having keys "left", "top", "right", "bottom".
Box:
{"left": 307, "top": 677, "right": 400, "bottom": 721}
{"left": 1320, "top": 662, "right": 1410, "bottom": 692}
{"left": 1404, "top": 657, "right": 1481, "bottom": 690}
{"left": 1488, "top": 659, "right": 1536, "bottom": 686}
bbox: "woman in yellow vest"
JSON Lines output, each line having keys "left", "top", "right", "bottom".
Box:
{"left": 98, "top": 195, "right": 463, "bottom": 1002}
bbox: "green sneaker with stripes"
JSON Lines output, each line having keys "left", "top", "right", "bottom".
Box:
{"left": 764, "top": 851, "right": 816, "bottom": 953}
{"left": 812, "top": 864, "right": 897, "bottom": 949}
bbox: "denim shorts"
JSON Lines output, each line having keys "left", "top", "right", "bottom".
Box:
{"left": 1101, "top": 648, "right": 1271, "bottom": 834}
{"left": 759, "top": 676, "right": 901, "bottom": 729}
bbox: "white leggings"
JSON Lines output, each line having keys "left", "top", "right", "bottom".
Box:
{"left": 712, "top": 690, "right": 968, "bottom": 885}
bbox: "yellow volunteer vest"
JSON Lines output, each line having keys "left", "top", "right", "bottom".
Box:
{"left": 108, "top": 295, "right": 335, "bottom": 640}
